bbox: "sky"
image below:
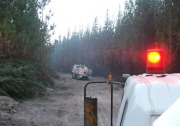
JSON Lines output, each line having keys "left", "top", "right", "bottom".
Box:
{"left": 44, "top": 0, "right": 125, "bottom": 42}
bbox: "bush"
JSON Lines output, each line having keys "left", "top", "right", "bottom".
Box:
{"left": 0, "top": 60, "right": 54, "bottom": 99}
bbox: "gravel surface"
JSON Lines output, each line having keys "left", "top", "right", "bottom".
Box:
{"left": 0, "top": 73, "right": 123, "bottom": 126}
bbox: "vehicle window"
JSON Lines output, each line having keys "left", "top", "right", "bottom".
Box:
{"left": 120, "top": 101, "right": 128, "bottom": 126}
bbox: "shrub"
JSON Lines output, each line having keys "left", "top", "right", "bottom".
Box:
{"left": 0, "top": 60, "right": 54, "bottom": 99}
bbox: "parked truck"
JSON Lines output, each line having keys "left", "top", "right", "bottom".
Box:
{"left": 72, "top": 64, "right": 92, "bottom": 80}
{"left": 115, "top": 49, "right": 180, "bottom": 126}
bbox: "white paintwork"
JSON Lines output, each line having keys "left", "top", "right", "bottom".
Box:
{"left": 153, "top": 98, "right": 180, "bottom": 126}
{"left": 116, "top": 73, "right": 180, "bottom": 126}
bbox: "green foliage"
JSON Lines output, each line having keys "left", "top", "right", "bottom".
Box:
{"left": 0, "top": 0, "right": 55, "bottom": 99}
{"left": 0, "top": 60, "right": 54, "bottom": 99}
{"left": 0, "top": 0, "right": 54, "bottom": 62}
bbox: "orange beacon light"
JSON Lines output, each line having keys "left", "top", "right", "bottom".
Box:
{"left": 146, "top": 49, "right": 164, "bottom": 74}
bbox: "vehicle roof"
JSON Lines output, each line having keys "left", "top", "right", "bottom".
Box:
{"left": 125, "top": 73, "right": 180, "bottom": 114}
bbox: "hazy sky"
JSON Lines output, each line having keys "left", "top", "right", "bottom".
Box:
{"left": 44, "top": 0, "right": 125, "bottom": 42}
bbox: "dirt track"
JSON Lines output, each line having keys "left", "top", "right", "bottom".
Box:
{"left": 0, "top": 73, "right": 123, "bottom": 126}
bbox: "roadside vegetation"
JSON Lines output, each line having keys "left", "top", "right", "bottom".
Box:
{"left": 0, "top": 60, "right": 55, "bottom": 99}
{"left": 0, "top": 0, "right": 55, "bottom": 99}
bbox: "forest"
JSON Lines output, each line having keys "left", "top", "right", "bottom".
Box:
{"left": 0, "top": 0, "right": 55, "bottom": 99}
{"left": 52, "top": 0, "right": 180, "bottom": 80}
{"left": 0, "top": 0, "right": 179, "bottom": 99}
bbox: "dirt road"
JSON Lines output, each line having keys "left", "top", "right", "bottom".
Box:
{"left": 1, "top": 73, "right": 123, "bottom": 126}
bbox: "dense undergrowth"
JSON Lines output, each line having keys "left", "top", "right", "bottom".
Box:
{"left": 0, "top": 59, "right": 55, "bottom": 100}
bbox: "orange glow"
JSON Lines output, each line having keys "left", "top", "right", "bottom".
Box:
{"left": 79, "top": 69, "right": 84, "bottom": 73}
{"left": 148, "top": 51, "right": 161, "bottom": 64}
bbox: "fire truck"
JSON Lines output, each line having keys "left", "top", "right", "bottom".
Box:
{"left": 72, "top": 64, "right": 92, "bottom": 80}
{"left": 115, "top": 49, "right": 180, "bottom": 126}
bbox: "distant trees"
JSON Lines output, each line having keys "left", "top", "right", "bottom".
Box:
{"left": 52, "top": 0, "right": 180, "bottom": 79}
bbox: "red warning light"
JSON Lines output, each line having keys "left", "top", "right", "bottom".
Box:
{"left": 148, "top": 51, "right": 161, "bottom": 64}
{"left": 146, "top": 49, "right": 164, "bottom": 74}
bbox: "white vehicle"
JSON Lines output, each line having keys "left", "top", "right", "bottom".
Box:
{"left": 72, "top": 64, "right": 92, "bottom": 80}
{"left": 116, "top": 49, "right": 180, "bottom": 126}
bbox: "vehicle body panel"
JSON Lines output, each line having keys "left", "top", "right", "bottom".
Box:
{"left": 116, "top": 73, "right": 180, "bottom": 126}
{"left": 153, "top": 98, "right": 180, "bottom": 126}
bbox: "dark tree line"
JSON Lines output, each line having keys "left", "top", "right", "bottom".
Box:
{"left": 0, "top": 0, "right": 54, "bottom": 64}
{"left": 52, "top": 0, "right": 180, "bottom": 80}
{"left": 0, "top": 0, "right": 56, "bottom": 99}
